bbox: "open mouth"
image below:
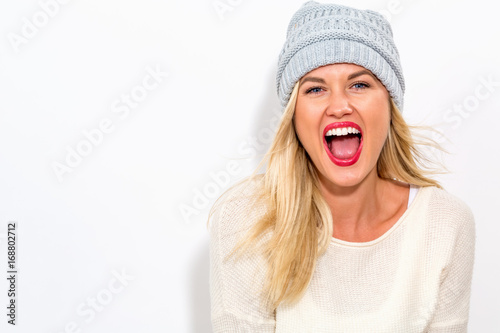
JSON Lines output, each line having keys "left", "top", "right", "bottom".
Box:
{"left": 323, "top": 122, "right": 363, "bottom": 167}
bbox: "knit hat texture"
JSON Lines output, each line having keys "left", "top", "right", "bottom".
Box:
{"left": 276, "top": 1, "right": 405, "bottom": 111}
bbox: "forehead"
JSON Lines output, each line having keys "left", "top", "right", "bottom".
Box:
{"left": 299, "top": 63, "right": 383, "bottom": 87}
{"left": 301, "top": 63, "right": 371, "bottom": 79}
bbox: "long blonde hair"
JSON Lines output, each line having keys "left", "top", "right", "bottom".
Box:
{"left": 215, "top": 81, "right": 443, "bottom": 311}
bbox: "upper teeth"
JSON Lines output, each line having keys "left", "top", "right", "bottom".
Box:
{"left": 325, "top": 127, "right": 360, "bottom": 137}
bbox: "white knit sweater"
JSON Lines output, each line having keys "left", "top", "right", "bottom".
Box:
{"left": 209, "top": 180, "right": 475, "bottom": 333}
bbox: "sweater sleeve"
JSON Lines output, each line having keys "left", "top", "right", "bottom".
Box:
{"left": 427, "top": 197, "right": 476, "bottom": 333}
{"left": 209, "top": 184, "right": 276, "bottom": 333}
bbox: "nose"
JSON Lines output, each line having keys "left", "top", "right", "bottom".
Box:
{"left": 325, "top": 90, "right": 353, "bottom": 118}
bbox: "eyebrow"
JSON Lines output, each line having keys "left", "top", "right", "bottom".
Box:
{"left": 300, "top": 69, "right": 376, "bottom": 85}
{"left": 347, "top": 69, "right": 376, "bottom": 81}
{"left": 300, "top": 77, "right": 326, "bottom": 85}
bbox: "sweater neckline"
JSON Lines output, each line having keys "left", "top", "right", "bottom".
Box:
{"left": 329, "top": 185, "right": 425, "bottom": 248}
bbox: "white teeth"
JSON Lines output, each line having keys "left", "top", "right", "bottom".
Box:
{"left": 325, "top": 126, "right": 361, "bottom": 137}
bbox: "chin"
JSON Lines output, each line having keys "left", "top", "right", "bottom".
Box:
{"left": 319, "top": 168, "right": 363, "bottom": 189}
{"left": 317, "top": 155, "right": 376, "bottom": 190}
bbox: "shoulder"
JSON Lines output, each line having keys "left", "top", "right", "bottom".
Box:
{"left": 416, "top": 186, "right": 475, "bottom": 241}
{"left": 209, "top": 175, "right": 268, "bottom": 237}
{"left": 406, "top": 186, "right": 476, "bottom": 273}
{"left": 420, "top": 186, "right": 474, "bottom": 223}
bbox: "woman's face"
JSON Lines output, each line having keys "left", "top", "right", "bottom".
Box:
{"left": 294, "top": 63, "right": 391, "bottom": 189}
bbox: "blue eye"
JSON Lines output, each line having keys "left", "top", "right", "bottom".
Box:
{"left": 352, "top": 82, "right": 369, "bottom": 89}
{"left": 306, "top": 87, "right": 323, "bottom": 94}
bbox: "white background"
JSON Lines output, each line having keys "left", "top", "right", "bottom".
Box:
{"left": 0, "top": 0, "right": 499, "bottom": 332}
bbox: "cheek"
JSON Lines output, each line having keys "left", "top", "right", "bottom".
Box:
{"left": 369, "top": 108, "right": 391, "bottom": 151}
{"left": 375, "top": 115, "right": 390, "bottom": 137}
{"left": 293, "top": 107, "right": 319, "bottom": 153}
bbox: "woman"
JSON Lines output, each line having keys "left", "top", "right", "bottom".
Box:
{"left": 209, "top": 1, "right": 475, "bottom": 332}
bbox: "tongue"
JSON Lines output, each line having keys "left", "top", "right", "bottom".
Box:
{"left": 330, "top": 135, "right": 360, "bottom": 159}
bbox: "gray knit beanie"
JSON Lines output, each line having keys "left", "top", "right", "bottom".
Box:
{"left": 276, "top": 1, "right": 405, "bottom": 111}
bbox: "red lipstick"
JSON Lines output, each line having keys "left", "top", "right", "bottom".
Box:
{"left": 322, "top": 121, "right": 363, "bottom": 167}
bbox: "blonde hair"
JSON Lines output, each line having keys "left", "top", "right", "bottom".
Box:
{"left": 213, "top": 81, "right": 443, "bottom": 311}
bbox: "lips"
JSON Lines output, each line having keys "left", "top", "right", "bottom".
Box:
{"left": 323, "top": 121, "right": 363, "bottom": 167}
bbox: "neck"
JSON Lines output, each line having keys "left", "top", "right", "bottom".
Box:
{"left": 318, "top": 167, "right": 408, "bottom": 241}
